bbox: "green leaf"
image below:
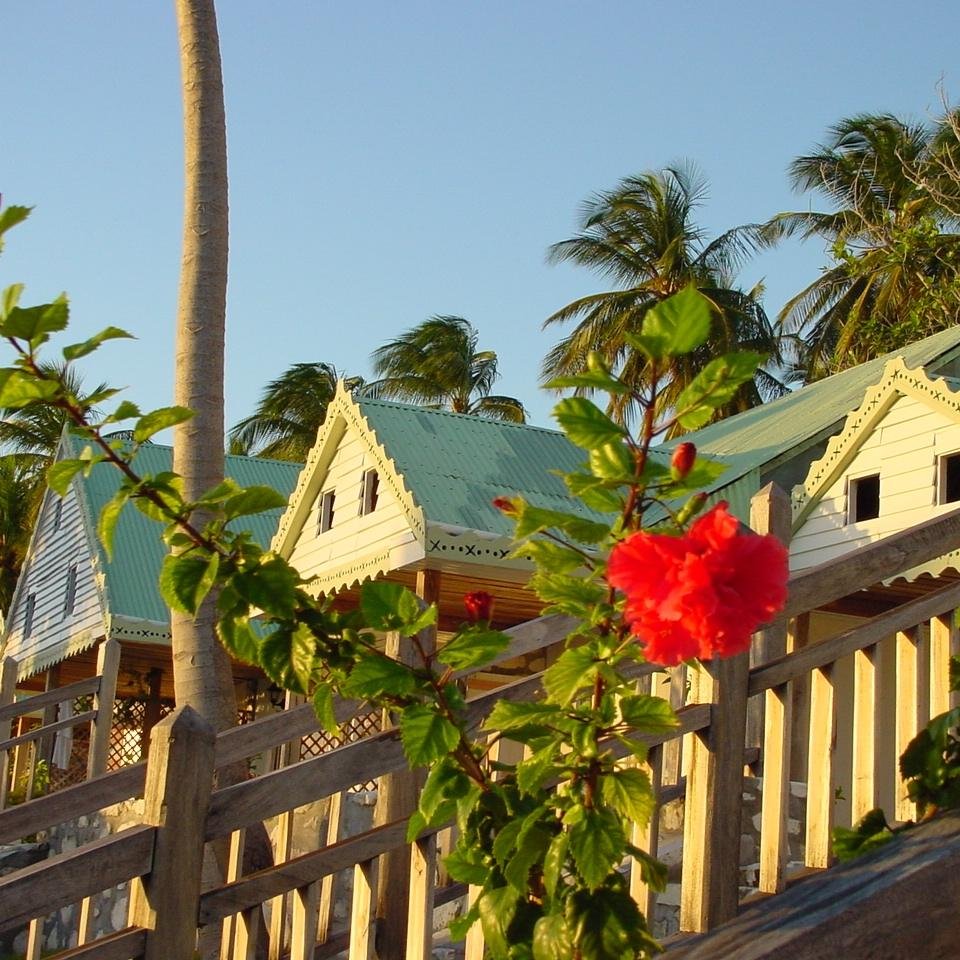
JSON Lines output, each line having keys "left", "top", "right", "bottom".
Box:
{"left": 0, "top": 205, "right": 31, "bottom": 241}
{"left": 563, "top": 473, "right": 624, "bottom": 513}
{"left": 512, "top": 539, "right": 587, "bottom": 574}
{"left": 0, "top": 369, "right": 59, "bottom": 407}
{"left": 437, "top": 626, "right": 509, "bottom": 671}
{"left": 618, "top": 694, "right": 679, "bottom": 734}
{"left": 627, "top": 285, "right": 712, "bottom": 359}
{"left": 565, "top": 884, "right": 655, "bottom": 960}
{"left": 516, "top": 742, "right": 560, "bottom": 795}
{"left": 342, "top": 654, "right": 417, "bottom": 699}
{"left": 478, "top": 886, "right": 519, "bottom": 958}
{"left": 568, "top": 808, "right": 626, "bottom": 890}
{"left": 444, "top": 846, "right": 491, "bottom": 886}
{"left": 359, "top": 580, "right": 423, "bottom": 631}
{"left": 233, "top": 556, "right": 300, "bottom": 617}
{"left": 133, "top": 405, "right": 194, "bottom": 442}
{"left": 287, "top": 623, "right": 319, "bottom": 691}
{"left": 629, "top": 846, "right": 668, "bottom": 892}
{"left": 311, "top": 684, "right": 338, "bottom": 735}
{"left": 543, "top": 831, "right": 569, "bottom": 899}
{"left": 418, "top": 757, "right": 468, "bottom": 825}
{"left": 447, "top": 898, "right": 481, "bottom": 941}
{"left": 530, "top": 571, "right": 606, "bottom": 617}
{"left": 0, "top": 283, "right": 24, "bottom": 319}
{"left": 832, "top": 808, "right": 895, "bottom": 862}
{"left": 61, "top": 326, "right": 133, "bottom": 361}
{"left": 675, "top": 352, "right": 764, "bottom": 430}
{"left": 109, "top": 400, "right": 142, "bottom": 422}
{"left": 97, "top": 489, "right": 130, "bottom": 560}
{"left": 664, "top": 457, "right": 728, "bottom": 496}
{"left": 515, "top": 503, "right": 609, "bottom": 545}
{"left": 0, "top": 295, "right": 69, "bottom": 343}
{"left": 587, "top": 441, "right": 634, "bottom": 481}
{"left": 599, "top": 768, "right": 655, "bottom": 827}
{"left": 552, "top": 397, "right": 626, "bottom": 450}
{"left": 532, "top": 914, "right": 574, "bottom": 960}
{"left": 222, "top": 485, "right": 288, "bottom": 520}
{"left": 504, "top": 822, "right": 552, "bottom": 893}
{"left": 544, "top": 369, "right": 631, "bottom": 396}
{"left": 399, "top": 705, "right": 461, "bottom": 766}
{"left": 47, "top": 458, "right": 88, "bottom": 497}
{"left": 258, "top": 625, "right": 313, "bottom": 694}
{"left": 544, "top": 647, "right": 599, "bottom": 705}
{"left": 485, "top": 700, "right": 564, "bottom": 733}
{"left": 492, "top": 818, "right": 524, "bottom": 869}
{"left": 217, "top": 614, "right": 260, "bottom": 665}
{"left": 159, "top": 553, "right": 217, "bottom": 614}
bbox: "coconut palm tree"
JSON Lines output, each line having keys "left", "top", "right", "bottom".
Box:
{"left": 0, "top": 455, "right": 42, "bottom": 615}
{"left": 229, "top": 363, "right": 365, "bottom": 461}
{"left": 542, "top": 165, "right": 783, "bottom": 427}
{"left": 765, "top": 113, "right": 960, "bottom": 381}
{"left": 369, "top": 315, "right": 526, "bottom": 422}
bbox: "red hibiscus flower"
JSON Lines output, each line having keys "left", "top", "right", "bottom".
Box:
{"left": 606, "top": 502, "right": 788, "bottom": 666}
{"left": 464, "top": 590, "right": 495, "bottom": 623}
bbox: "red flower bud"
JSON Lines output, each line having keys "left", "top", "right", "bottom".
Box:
{"left": 464, "top": 590, "right": 494, "bottom": 623}
{"left": 670, "top": 442, "right": 696, "bottom": 480}
{"left": 493, "top": 496, "right": 518, "bottom": 516}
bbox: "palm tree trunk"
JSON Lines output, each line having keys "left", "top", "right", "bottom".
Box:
{"left": 172, "top": 0, "right": 236, "bottom": 731}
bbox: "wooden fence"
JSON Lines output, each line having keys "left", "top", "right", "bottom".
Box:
{"left": 3, "top": 491, "right": 960, "bottom": 959}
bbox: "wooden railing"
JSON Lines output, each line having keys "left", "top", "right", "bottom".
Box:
{"left": 3, "top": 492, "right": 960, "bottom": 959}
{"left": 0, "top": 638, "right": 119, "bottom": 809}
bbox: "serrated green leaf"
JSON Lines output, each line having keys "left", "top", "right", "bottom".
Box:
{"left": 133, "top": 405, "right": 194, "bottom": 442}
{"left": 342, "top": 654, "right": 417, "bottom": 699}
{"left": 566, "top": 883, "right": 654, "bottom": 960}
{"left": 0, "top": 283, "right": 24, "bottom": 319}
{"left": 675, "top": 352, "right": 764, "bottom": 430}
{"left": 0, "top": 206, "right": 31, "bottom": 243}
{"left": 437, "top": 626, "right": 509, "bottom": 671}
{"left": 599, "top": 768, "right": 655, "bottom": 827}
{"left": 485, "top": 700, "right": 564, "bottom": 732}
{"left": 46, "top": 458, "right": 87, "bottom": 497}
{"left": 533, "top": 914, "right": 574, "bottom": 960}
{"left": 444, "top": 846, "right": 490, "bottom": 886}
{"left": 399, "top": 704, "right": 461, "bottom": 766}
{"left": 110, "top": 400, "right": 142, "bottom": 422}
{"left": 626, "top": 285, "right": 712, "bottom": 359}
{"left": 504, "top": 822, "right": 552, "bottom": 893}
{"left": 418, "top": 757, "right": 468, "bottom": 825}
{"left": 0, "top": 295, "right": 69, "bottom": 343}
{"left": 544, "top": 369, "right": 631, "bottom": 396}
{"left": 618, "top": 694, "right": 678, "bottom": 734}
{"left": 311, "top": 684, "right": 338, "bottom": 735}
{"left": 587, "top": 441, "right": 634, "bottom": 481}
{"left": 514, "top": 503, "right": 609, "bottom": 545}
{"left": 543, "top": 831, "right": 569, "bottom": 900}
{"left": 217, "top": 614, "right": 260, "bottom": 665}
{"left": 553, "top": 397, "right": 626, "bottom": 450}
{"left": 478, "top": 886, "right": 518, "bottom": 958}
{"left": 516, "top": 742, "right": 560, "bottom": 795}
{"left": 0, "top": 369, "right": 59, "bottom": 407}
{"left": 832, "top": 808, "right": 895, "bottom": 862}
{"left": 530, "top": 571, "right": 606, "bottom": 616}
{"left": 563, "top": 473, "right": 624, "bottom": 513}
{"left": 568, "top": 808, "right": 625, "bottom": 890}
{"left": 159, "top": 553, "right": 214, "bottom": 614}
{"left": 447, "top": 898, "right": 480, "bottom": 940}
{"left": 663, "top": 457, "right": 728, "bottom": 497}
{"left": 61, "top": 325, "right": 133, "bottom": 361}
{"left": 233, "top": 555, "right": 299, "bottom": 617}
{"left": 258, "top": 625, "right": 308, "bottom": 694}
{"left": 97, "top": 489, "right": 130, "bottom": 560}
{"left": 512, "top": 539, "right": 587, "bottom": 574}
{"left": 222, "top": 485, "right": 288, "bottom": 520}
{"left": 359, "top": 580, "right": 423, "bottom": 631}
{"left": 405, "top": 808, "right": 428, "bottom": 844}
{"left": 544, "top": 647, "right": 599, "bottom": 705}
{"left": 629, "top": 845, "right": 668, "bottom": 892}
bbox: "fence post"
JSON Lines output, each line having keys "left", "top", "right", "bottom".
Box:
{"left": 87, "top": 638, "right": 120, "bottom": 778}
{"left": 680, "top": 651, "right": 750, "bottom": 932}
{"left": 129, "top": 705, "right": 216, "bottom": 960}
{"left": 0, "top": 656, "right": 17, "bottom": 809}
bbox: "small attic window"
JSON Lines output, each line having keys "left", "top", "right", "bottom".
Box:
{"left": 52, "top": 498, "right": 64, "bottom": 532}
{"left": 939, "top": 452, "right": 960, "bottom": 505}
{"left": 63, "top": 565, "right": 77, "bottom": 618}
{"left": 359, "top": 469, "right": 379, "bottom": 516}
{"left": 318, "top": 490, "right": 336, "bottom": 534}
{"left": 849, "top": 474, "right": 881, "bottom": 523}
{"left": 23, "top": 592, "right": 36, "bottom": 637}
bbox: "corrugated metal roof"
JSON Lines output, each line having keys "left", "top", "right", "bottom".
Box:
{"left": 355, "top": 398, "right": 611, "bottom": 536}
{"left": 665, "top": 324, "right": 960, "bottom": 496}
{"left": 69, "top": 435, "right": 302, "bottom": 628}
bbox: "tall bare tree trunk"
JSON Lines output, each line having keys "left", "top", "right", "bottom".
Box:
{"left": 172, "top": 0, "right": 236, "bottom": 731}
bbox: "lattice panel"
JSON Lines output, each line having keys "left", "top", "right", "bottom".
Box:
{"left": 300, "top": 710, "right": 382, "bottom": 791}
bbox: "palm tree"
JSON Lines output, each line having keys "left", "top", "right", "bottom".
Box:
{"left": 229, "top": 363, "right": 365, "bottom": 461}
{"left": 542, "top": 165, "right": 783, "bottom": 427}
{"left": 0, "top": 456, "right": 42, "bottom": 615}
{"left": 369, "top": 315, "right": 527, "bottom": 422}
{"left": 765, "top": 113, "right": 960, "bottom": 381}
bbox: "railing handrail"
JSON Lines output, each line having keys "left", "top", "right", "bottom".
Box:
{"left": 0, "top": 675, "right": 100, "bottom": 723}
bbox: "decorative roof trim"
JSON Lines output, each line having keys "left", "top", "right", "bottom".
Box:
{"left": 272, "top": 383, "right": 427, "bottom": 560}
{"left": 792, "top": 358, "right": 960, "bottom": 530}
{"left": 107, "top": 614, "right": 171, "bottom": 645}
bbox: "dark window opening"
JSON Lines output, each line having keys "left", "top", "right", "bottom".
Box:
{"left": 940, "top": 453, "right": 960, "bottom": 504}
{"left": 23, "top": 593, "right": 36, "bottom": 637}
{"left": 850, "top": 474, "right": 881, "bottom": 523}
{"left": 53, "top": 498, "right": 63, "bottom": 531}
{"left": 318, "top": 490, "right": 336, "bottom": 534}
{"left": 63, "top": 565, "right": 77, "bottom": 617}
{"left": 359, "top": 469, "right": 379, "bottom": 516}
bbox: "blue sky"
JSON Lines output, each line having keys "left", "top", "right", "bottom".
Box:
{"left": 2, "top": 1, "right": 957, "bottom": 433}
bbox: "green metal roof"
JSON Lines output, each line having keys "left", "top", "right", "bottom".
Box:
{"left": 664, "top": 324, "right": 960, "bottom": 499}
{"left": 68, "top": 435, "right": 302, "bottom": 628}
{"left": 355, "top": 398, "right": 608, "bottom": 536}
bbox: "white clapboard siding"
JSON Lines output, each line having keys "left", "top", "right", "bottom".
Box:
{"left": 288, "top": 426, "right": 417, "bottom": 585}
{"left": 791, "top": 394, "right": 960, "bottom": 572}
{"left": 3, "top": 481, "right": 105, "bottom": 675}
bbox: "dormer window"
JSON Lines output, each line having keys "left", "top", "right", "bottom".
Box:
{"left": 939, "top": 452, "right": 960, "bottom": 505}
{"left": 63, "top": 565, "right": 77, "bottom": 618}
{"left": 359, "top": 469, "right": 379, "bottom": 516}
{"left": 23, "top": 592, "right": 36, "bottom": 637}
{"left": 52, "top": 498, "right": 64, "bottom": 531}
{"left": 318, "top": 490, "right": 336, "bottom": 534}
{"left": 848, "top": 474, "right": 880, "bottom": 523}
